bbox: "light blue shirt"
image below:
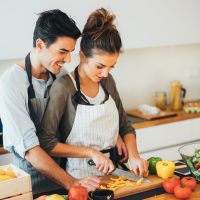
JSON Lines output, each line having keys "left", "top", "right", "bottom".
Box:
{"left": 0, "top": 64, "right": 54, "bottom": 158}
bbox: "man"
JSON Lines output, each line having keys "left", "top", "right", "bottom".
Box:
{"left": 0, "top": 9, "right": 100, "bottom": 193}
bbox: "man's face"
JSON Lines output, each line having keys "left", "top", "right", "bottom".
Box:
{"left": 38, "top": 36, "right": 76, "bottom": 74}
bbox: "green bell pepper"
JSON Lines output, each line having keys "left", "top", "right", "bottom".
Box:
{"left": 148, "top": 157, "right": 162, "bottom": 175}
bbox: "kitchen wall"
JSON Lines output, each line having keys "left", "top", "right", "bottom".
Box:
{"left": 1, "top": 43, "right": 200, "bottom": 110}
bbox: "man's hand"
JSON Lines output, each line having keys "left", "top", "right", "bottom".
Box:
{"left": 90, "top": 149, "right": 115, "bottom": 174}
{"left": 75, "top": 177, "right": 101, "bottom": 192}
{"left": 116, "top": 135, "right": 128, "bottom": 163}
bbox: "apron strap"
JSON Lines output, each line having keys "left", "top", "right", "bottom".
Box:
{"left": 25, "top": 53, "right": 41, "bottom": 133}
{"left": 74, "top": 66, "right": 92, "bottom": 105}
{"left": 25, "top": 53, "right": 56, "bottom": 134}
{"left": 73, "top": 66, "right": 109, "bottom": 105}
{"left": 25, "top": 53, "right": 35, "bottom": 99}
{"left": 50, "top": 72, "right": 56, "bottom": 81}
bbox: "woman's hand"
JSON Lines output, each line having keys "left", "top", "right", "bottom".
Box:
{"left": 75, "top": 176, "right": 101, "bottom": 192}
{"left": 129, "top": 156, "right": 148, "bottom": 176}
{"left": 116, "top": 135, "right": 128, "bottom": 163}
{"left": 90, "top": 149, "right": 115, "bottom": 174}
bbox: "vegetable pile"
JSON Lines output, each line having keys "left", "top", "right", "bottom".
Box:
{"left": 185, "top": 148, "right": 200, "bottom": 181}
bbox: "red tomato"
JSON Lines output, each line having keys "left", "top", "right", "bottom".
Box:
{"left": 174, "top": 184, "right": 192, "bottom": 200}
{"left": 194, "top": 162, "right": 200, "bottom": 170}
{"left": 68, "top": 185, "right": 88, "bottom": 200}
{"left": 162, "top": 177, "right": 181, "bottom": 194}
{"left": 36, "top": 195, "right": 47, "bottom": 200}
{"left": 181, "top": 177, "right": 197, "bottom": 191}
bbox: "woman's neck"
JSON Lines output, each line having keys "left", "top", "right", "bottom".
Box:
{"left": 73, "top": 65, "right": 99, "bottom": 98}
{"left": 78, "top": 66, "right": 93, "bottom": 86}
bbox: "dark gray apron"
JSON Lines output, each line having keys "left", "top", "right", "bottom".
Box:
{"left": 13, "top": 53, "right": 61, "bottom": 194}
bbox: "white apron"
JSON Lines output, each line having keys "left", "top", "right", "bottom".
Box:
{"left": 65, "top": 95, "right": 119, "bottom": 178}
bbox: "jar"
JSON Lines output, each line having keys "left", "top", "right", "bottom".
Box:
{"left": 155, "top": 92, "right": 167, "bottom": 110}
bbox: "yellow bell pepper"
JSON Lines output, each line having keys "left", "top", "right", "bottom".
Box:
{"left": 156, "top": 160, "right": 175, "bottom": 179}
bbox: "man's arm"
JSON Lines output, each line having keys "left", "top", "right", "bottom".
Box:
{"left": 25, "top": 146, "right": 75, "bottom": 189}
{"left": 26, "top": 146, "right": 101, "bottom": 191}
{"left": 0, "top": 76, "right": 76, "bottom": 189}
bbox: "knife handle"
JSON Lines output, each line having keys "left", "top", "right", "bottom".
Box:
{"left": 88, "top": 159, "right": 96, "bottom": 166}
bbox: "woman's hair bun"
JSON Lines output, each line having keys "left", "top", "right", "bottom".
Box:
{"left": 83, "top": 8, "right": 116, "bottom": 40}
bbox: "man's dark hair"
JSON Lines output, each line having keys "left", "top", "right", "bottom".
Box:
{"left": 33, "top": 9, "right": 81, "bottom": 47}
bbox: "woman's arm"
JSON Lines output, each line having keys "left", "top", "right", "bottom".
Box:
{"left": 123, "top": 133, "right": 148, "bottom": 176}
{"left": 103, "top": 75, "right": 148, "bottom": 175}
{"left": 51, "top": 143, "right": 115, "bottom": 174}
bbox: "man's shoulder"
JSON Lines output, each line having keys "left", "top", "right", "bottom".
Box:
{"left": 0, "top": 64, "right": 28, "bottom": 90}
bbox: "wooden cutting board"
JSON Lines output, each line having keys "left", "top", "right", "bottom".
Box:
{"left": 100, "top": 175, "right": 164, "bottom": 199}
{"left": 127, "top": 109, "right": 177, "bottom": 120}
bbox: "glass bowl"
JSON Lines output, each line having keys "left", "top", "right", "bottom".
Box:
{"left": 178, "top": 143, "right": 200, "bottom": 181}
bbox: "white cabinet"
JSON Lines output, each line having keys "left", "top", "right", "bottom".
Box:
{"left": 99, "top": 0, "right": 200, "bottom": 49}
{"left": 136, "top": 118, "right": 200, "bottom": 160}
{"left": 1, "top": 0, "right": 200, "bottom": 60}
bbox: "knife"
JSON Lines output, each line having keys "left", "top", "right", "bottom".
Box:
{"left": 88, "top": 159, "right": 150, "bottom": 183}
{"left": 112, "top": 168, "right": 150, "bottom": 184}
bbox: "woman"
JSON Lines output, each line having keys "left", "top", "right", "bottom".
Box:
{"left": 39, "top": 8, "right": 148, "bottom": 180}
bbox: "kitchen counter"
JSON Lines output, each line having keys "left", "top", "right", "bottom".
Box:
{"left": 145, "top": 184, "right": 200, "bottom": 200}
{"left": 34, "top": 184, "right": 200, "bottom": 200}
{"left": 33, "top": 186, "right": 166, "bottom": 200}
{"left": 129, "top": 110, "right": 200, "bottom": 129}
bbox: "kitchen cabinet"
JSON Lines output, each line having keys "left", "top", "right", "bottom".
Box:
{"left": 99, "top": 0, "right": 200, "bottom": 49}
{"left": 1, "top": 0, "right": 200, "bottom": 60}
{"left": 136, "top": 118, "right": 200, "bottom": 160}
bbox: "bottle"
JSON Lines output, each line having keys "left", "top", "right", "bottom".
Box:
{"left": 170, "top": 81, "right": 186, "bottom": 111}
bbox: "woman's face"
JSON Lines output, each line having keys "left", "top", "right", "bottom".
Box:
{"left": 81, "top": 50, "right": 119, "bottom": 82}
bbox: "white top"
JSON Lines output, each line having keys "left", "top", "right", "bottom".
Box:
{"left": 0, "top": 64, "right": 61, "bottom": 157}
{"left": 68, "top": 73, "right": 105, "bottom": 105}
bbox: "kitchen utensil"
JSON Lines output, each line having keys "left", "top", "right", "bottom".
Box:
{"left": 112, "top": 168, "right": 150, "bottom": 183}
{"left": 100, "top": 174, "right": 163, "bottom": 199}
{"left": 88, "top": 189, "right": 114, "bottom": 200}
{"left": 88, "top": 159, "right": 150, "bottom": 183}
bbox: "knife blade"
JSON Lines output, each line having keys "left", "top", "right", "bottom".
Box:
{"left": 112, "top": 168, "right": 150, "bottom": 184}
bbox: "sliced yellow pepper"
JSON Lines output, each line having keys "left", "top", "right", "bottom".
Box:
{"left": 156, "top": 160, "right": 175, "bottom": 179}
